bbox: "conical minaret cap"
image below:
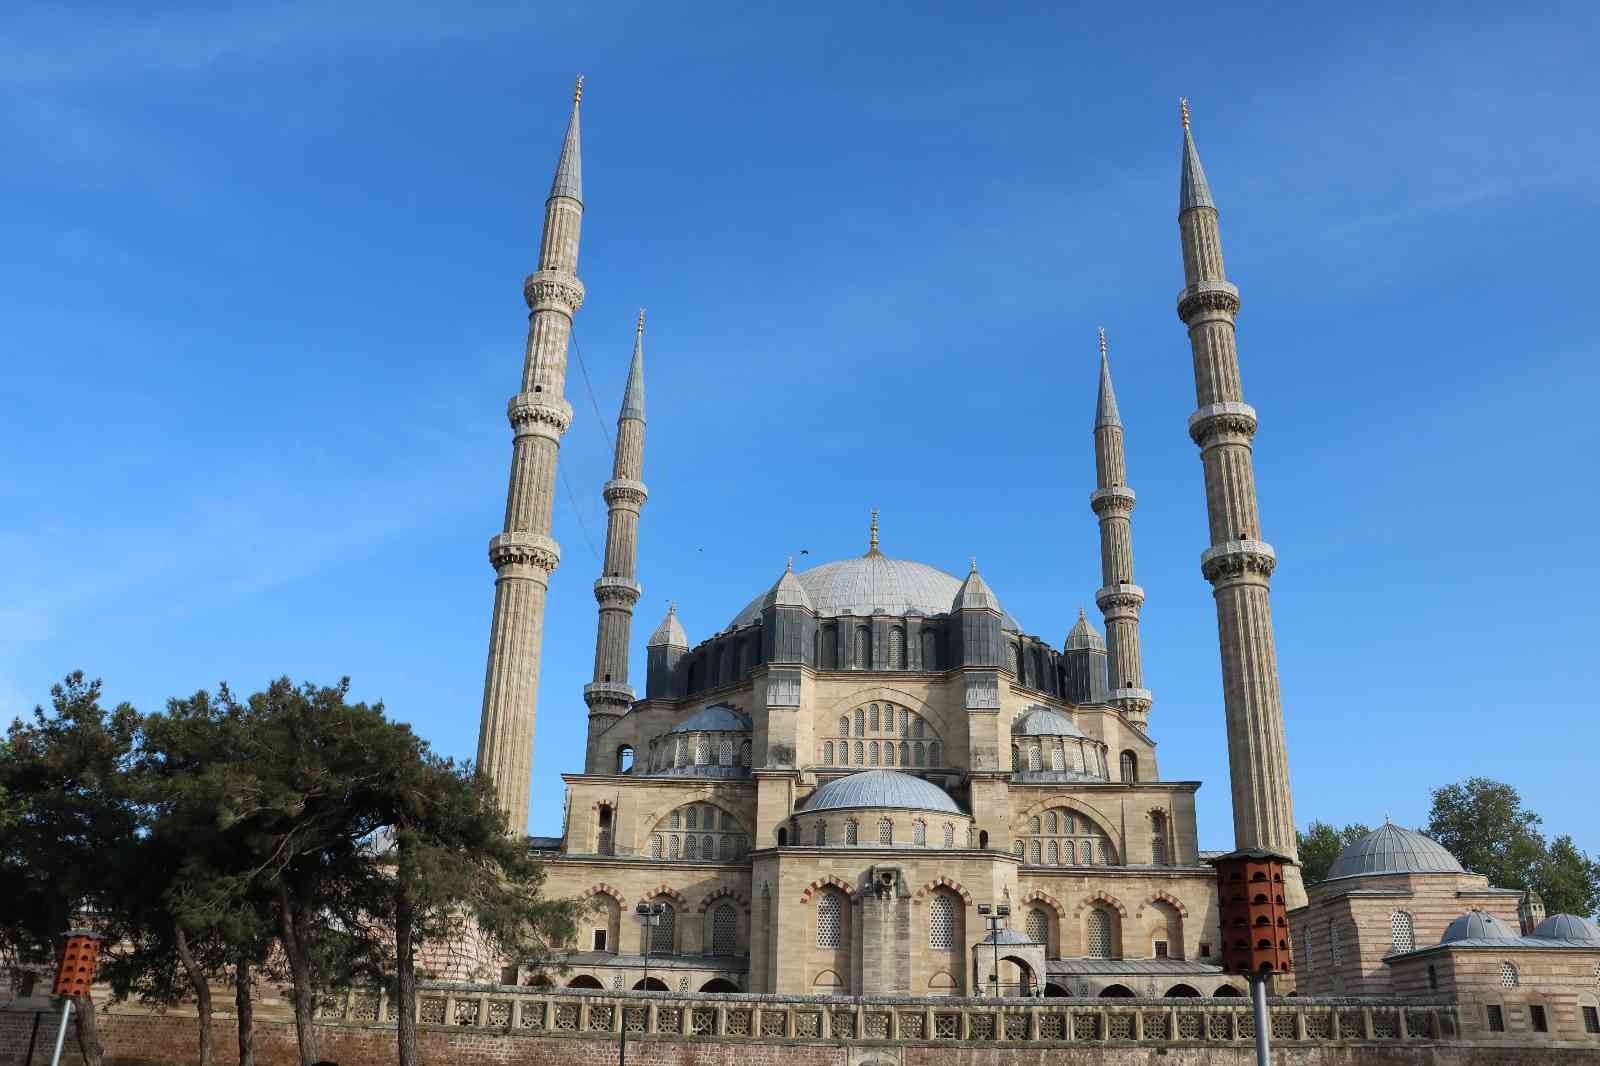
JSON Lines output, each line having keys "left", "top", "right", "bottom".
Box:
{"left": 620, "top": 308, "right": 646, "bottom": 422}
{"left": 1178, "top": 98, "right": 1214, "bottom": 212}
{"left": 762, "top": 558, "right": 814, "bottom": 612}
{"left": 1064, "top": 607, "right": 1107, "bottom": 652}
{"left": 951, "top": 557, "right": 1003, "bottom": 613}
{"left": 648, "top": 603, "right": 689, "bottom": 648}
{"left": 549, "top": 75, "right": 584, "bottom": 203}
{"left": 1095, "top": 327, "right": 1122, "bottom": 430}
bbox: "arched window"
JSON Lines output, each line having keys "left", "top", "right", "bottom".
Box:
{"left": 1007, "top": 643, "right": 1020, "bottom": 676}
{"left": 883, "top": 742, "right": 894, "bottom": 766}
{"left": 869, "top": 704, "right": 880, "bottom": 731}
{"left": 650, "top": 835, "right": 662, "bottom": 859}
{"left": 913, "top": 742, "right": 926, "bottom": 767}
{"left": 669, "top": 836, "right": 680, "bottom": 860}
{"left": 1028, "top": 747, "right": 1042, "bottom": 771}
{"left": 1011, "top": 744, "right": 1021, "bottom": 770}
{"left": 711, "top": 904, "right": 737, "bottom": 955}
{"left": 929, "top": 741, "right": 941, "bottom": 765}
{"left": 814, "top": 821, "right": 827, "bottom": 846}
{"left": 913, "top": 717, "right": 926, "bottom": 738}
{"left": 823, "top": 740, "right": 834, "bottom": 764}
{"left": 921, "top": 629, "right": 937, "bottom": 669}
{"left": 839, "top": 715, "right": 850, "bottom": 737}
{"left": 854, "top": 741, "right": 864, "bottom": 765}
{"left": 1151, "top": 812, "right": 1167, "bottom": 866}
{"left": 1050, "top": 746, "right": 1064, "bottom": 772}
{"left": 943, "top": 823, "right": 955, "bottom": 848}
{"left": 899, "top": 741, "right": 909, "bottom": 765}
{"left": 616, "top": 745, "right": 634, "bottom": 773}
{"left": 685, "top": 835, "right": 698, "bottom": 860}
{"left": 1120, "top": 750, "right": 1138, "bottom": 783}
{"left": 820, "top": 624, "right": 837, "bottom": 669}
{"left": 929, "top": 895, "right": 956, "bottom": 950}
{"left": 739, "top": 740, "right": 751, "bottom": 766}
{"left": 718, "top": 738, "right": 733, "bottom": 766}
{"left": 1086, "top": 909, "right": 1112, "bottom": 959}
{"left": 852, "top": 626, "right": 870, "bottom": 669}
{"left": 845, "top": 820, "right": 858, "bottom": 845}
{"left": 1030, "top": 816, "right": 1042, "bottom": 833}
{"left": 855, "top": 708, "right": 865, "bottom": 735}
{"left": 1045, "top": 812, "right": 1057, "bottom": 833}
{"left": 889, "top": 626, "right": 906, "bottom": 668}
{"left": 878, "top": 817, "right": 893, "bottom": 844}
{"left": 869, "top": 741, "right": 880, "bottom": 766}
{"left": 1390, "top": 912, "right": 1414, "bottom": 954}
{"left": 1501, "top": 961, "right": 1519, "bottom": 988}
{"left": 1029, "top": 840, "right": 1041, "bottom": 865}
{"left": 913, "top": 820, "right": 927, "bottom": 846}
{"left": 597, "top": 805, "right": 613, "bottom": 854}
{"left": 686, "top": 807, "right": 698, "bottom": 830}
{"left": 1064, "top": 840, "right": 1076, "bottom": 864}
{"left": 1328, "top": 920, "right": 1342, "bottom": 965}
{"left": 1047, "top": 840, "right": 1059, "bottom": 864}
{"left": 816, "top": 893, "right": 843, "bottom": 948}
{"left": 1026, "top": 908, "right": 1049, "bottom": 948}
{"left": 702, "top": 834, "right": 712, "bottom": 856}
{"left": 651, "top": 905, "right": 676, "bottom": 954}
{"left": 694, "top": 735, "right": 709, "bottom": 765}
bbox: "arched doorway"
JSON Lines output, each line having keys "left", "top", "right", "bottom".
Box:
{"left": 568, "top": 975, "right": 603, "bottom": 989}
{"left": 1165, "top": 984, "right": 1201, "bottom": 997}
{"left": 999, "top": 955, "right": 1037, "bottom": 997}
{"left": 1213, "top": 984, "right": 1244, "bottom": 997}
{"left": 631, "top": 977, "right": 668, "bottom": 991}
{"left": 1099, "top": 984, "right": 1135, "bottom": 998}
{"left": 699, "top": 978, "right": 739, "bottom": 993}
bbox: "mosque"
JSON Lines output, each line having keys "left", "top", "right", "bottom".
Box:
{"left": 465, "top": 79, "right": 1600, "bottom": 1039}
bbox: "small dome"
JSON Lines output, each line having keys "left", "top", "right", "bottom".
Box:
{"left": 800, "top": 770, "right": 962, "bottom": 815}
{"left": 1533, "top": 914, "right": 1600, "bottom": 943}
{"left": 1011, "top": 705, "right": 1090, "bottom": 739}
{"left": 981, "top": 928, "right": 1035, "bottom": 946}
{"left": 667, "top": 704, "right": 751, "bottom": 734}
{"left": 1441, "top": 910, "right": 1516, "bottom": 943}
{"left": 1325, "top": 824, "right": 1465, "bottom": 880}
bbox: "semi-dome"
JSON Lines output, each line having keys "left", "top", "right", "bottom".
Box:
{"left": 1324, "top": 824, "right": 1465, "bottom": 881}
{"left": 1011, "top": 705, "right": 1090, "bottom": 739}
{"left": 668, "top": 704, "right": 751, "bottom": 733}
{"left": 1533, "top": 914, "right": 1600, "bottom": 943}
{"left": 1441, "top": 910, "right": 1516, "bottom": 943}
{"left": 800, "top": 769, "right": 962, "bottom": 815}
{"left": 729, "top": 554, "right": 1020, "bottom": 631}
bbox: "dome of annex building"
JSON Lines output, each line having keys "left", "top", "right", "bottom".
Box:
{"left": 1441, "top": 911, "right": 1517, "bottom": 943}
{"left": 1533, "top": 914, "right": 1600, "bottom": 943}
{"left": 728, "top": 552, "right": 1020, "bottom": 632}
{"left": 1011, "top": 705, "right": 1091, "bottom": 740}
{"left": 1324, "top": 823, "right": 1465, "bottom": 881}
{"left": 800, "top": 769, "right": 963, "bottom": 816}
{"left": 666, "top": 703, "right": 750, "bottom": 734}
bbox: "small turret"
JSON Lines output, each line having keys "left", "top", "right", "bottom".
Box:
{"left": 761, "top": 559, "right": 816, "bottom": 665}
{"left": 950, "top": 558, "right": 1004, "bottom": 667}
{"left": 1061, "top": 608, "right": 1110, "bottom": 704}
{"left": 646, "top": 603, "right": 690, "bottom": 698}
{"left": 1518, "top": 889, "right": 1547, "bottom": 936}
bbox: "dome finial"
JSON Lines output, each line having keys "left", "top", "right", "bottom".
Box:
{"left": 574, "top": 74, "right": 584, "bottom": 105}
{"left": 635, "top": 306, "right": 645, "bottom": 335}
{"left": 866, "top": 509, "right": 881, "bottom": 556}
{"left": 969, "top": 555, "right": 978, "bottom": 573}
{"left": 1179, "top": 96, "right": 1190, "bottom": 130}
{"left": 1098, "top": 326, "right": 1108, "bottom": 357}
{"left": 785, "top": 556, "right": 794, "bottom": 572}
{"left": 1078, "top": 606, "right": 1087, "bottom": 622}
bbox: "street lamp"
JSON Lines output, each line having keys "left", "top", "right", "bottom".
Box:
{"left": 621, "top": 903, "right": 665, "bottom": 1066}
{"left": 975, "top": 902, "right": 1010, "bottom": 998}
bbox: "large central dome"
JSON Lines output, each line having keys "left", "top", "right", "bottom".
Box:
{"left": 729, "top": 554, "right": 1019, "bottom": 631}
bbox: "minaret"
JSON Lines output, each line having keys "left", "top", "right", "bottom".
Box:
{"left": 583, "top": 309, "right": 649, "bottom": 772}
{"left": 476, "top": 76, "right": 587, "bottom": 835}
{"left": 1174, "top": 99, "right": 1302, "bottom": 905}
{"left": 1090, "top": 328, "right": 1153, "bottom": 725}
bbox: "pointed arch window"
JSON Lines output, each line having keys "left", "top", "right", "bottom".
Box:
{"left": 823, "top": 740, "right": 834, "bottom": 764}
{"left": 1026, "top": 908, "right": 1049, "bottom": 948}
{"left": 855, "top": 708, "right": 865, "bottom": 735}
{"left": 929, "top": 741, "right": 941, "bottom": 765}
{"left": 869, "top": 704, "right": 880, "bottom": 731}
{"left": 854, "top": 741, "right": 864, "bottom": 765}
{"left": 883, "top": 742, "right": 894, "bottom": 766}
{"left": 929, "top": 895, "right": 956, "bottom": 950}
{"left": 718, "top": 739, "right": 733, "bottom": 766}
{"left": 816, "top": 892, "right": 843, "bottom": 948}
{"left": 1120, "top": 750, "right": 1138, "bottom": 783}
{"left": 814, "top": 821, "right": 827, "bottom": 846}
{"left": 869, "top": 741, "right": 880, "bottom": 766}
{"left": 650, "top": 835, "right": 662, "bottom": 859}
{"left": 1152, "top": 812, "right": 1168, "bottom": 865}
{"left": 839, "top": 715, "right": 850, "bottom": 737}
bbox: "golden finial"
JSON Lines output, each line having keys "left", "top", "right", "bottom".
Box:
{"left": 969, "top": 555, "right": 978, "bottom": 573}
{"left": 1180, "top": 97, "right": 1190, "bottom": 131}
{"left": 1098, "top": 326, "right": 1108, "bottom": 357}
{"left": 574, "top": 74, "right": 584, "bottom": 105}
{"left": 786, "top": 556, "right": 794, "bottom": 572}
{"left": 668, "top": 600, "right": 676, "bottom": 615}
{"left": 868, "top": 509, "right": 880, "bottom": 554}
{"left": 636, "top": 307, "right": 646, "bottom": 334}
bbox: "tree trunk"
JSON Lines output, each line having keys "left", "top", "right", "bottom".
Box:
{"left": 235, "top": 954, "right": 255, "bottom": 1066}
{"left": 395, "top": 839, "right": 421, "bottom": 1066}
{"left": 174, "top": 926, "right": 214, "bottom": 1066}
{"left": 276, "top": 881, "right": 320, "bottom": 1066}
{"left": 72, "top": 994, "right": 105, "bottom": 1066}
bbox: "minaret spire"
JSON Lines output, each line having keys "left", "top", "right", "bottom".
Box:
{"left": 1174, "top": 101, "right": 1302, "bottom": 905}
{"left": 1090, "top": 329, "right": 1152, "bottom": 725}
{"left": 583, "top": 310, "right": 650, "bottom": 772}
{"left": 476, "top": 78, "right": 590, "bottom": 835}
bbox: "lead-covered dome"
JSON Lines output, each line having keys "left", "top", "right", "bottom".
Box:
{"left": 1533, "top": 914, "right": 1600, "bottom": 943}
{"left": 1011, "top": 705, "right": 1089, "bottom": 739}
{"left": 1441, "top": 910, "right": 1516, "bottom": 943}
{"left": 1325, "top": 824, "right": 1465, "bottom": 881}
{"left": 800, "top": 769, "right": 962, "bottom": 815}
{"left": 729, "top": 554, "right": 1019, "bottom": 631}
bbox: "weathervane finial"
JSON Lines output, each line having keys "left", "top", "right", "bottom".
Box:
{"left": 1180, "top": 96, "right": 1190, "bottom": 131}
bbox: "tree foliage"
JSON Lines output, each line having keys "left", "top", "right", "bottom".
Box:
{"left": 1296, "top": 820, "right": 1372, "bottom": 885}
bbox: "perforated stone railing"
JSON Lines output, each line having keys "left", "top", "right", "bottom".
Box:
{"left": 312, "top": 984, "right": 1459, "bottom": 1047}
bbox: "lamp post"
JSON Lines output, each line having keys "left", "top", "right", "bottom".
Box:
{"left": 975, "top": 901, "right": 1010, "bottom": 998}
{"left": 1208, "top": 849, "right": 1294, "bottom": 1066}
{"left": 621, "top": 903, "right": 665, "bottom": 1066}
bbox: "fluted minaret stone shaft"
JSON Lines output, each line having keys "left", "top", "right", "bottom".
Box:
{"left": 1175, "top": 99, "right": 1303, "bottom": 905}
{"left": 584, "top": 310, "right": 649, "bottom": 773}
{"left": 476, "top": 77, "right": 587, "bottom": 835}
{"left": 1090, "top": 328, "right": 1153, "bottom": 725}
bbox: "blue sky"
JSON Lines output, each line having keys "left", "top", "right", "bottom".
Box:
{"left": 4, "top": 2, "right": 1597, "bottom": 855}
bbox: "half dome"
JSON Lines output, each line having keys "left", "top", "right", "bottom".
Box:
{"left": 1325, "top": 824, "right": 1465, "bottom": 881}
{"left": 728, "top": 555, "right": 1020, "bottom": 631}
{"left": 1441, "top": 910, "right": 1516, "bottom": 943}
{"left": 800, "top": 769, "right": 962, "bottom": 815}
{"left": 1533, "top": 914, "right": 1600, "bottom": 943}
{"left": 1011, "top": 705, "right": 1090, "bottom": 739}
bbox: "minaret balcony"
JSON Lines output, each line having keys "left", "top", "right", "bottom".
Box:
{"left": 1188, "top": 401, "right": 1257, "bottom": 447}
{"left": 601, "top": 478, "right": 648, "bottom": 509}
{"left": 1094, "top": 584, "right": 1145, "bottom": 617}
{"left": 1089, "top": 486, "right": 1136, "bottom": 516}
{"left": 593, "top": 576, "right": 642, "bottom": 606}
{"left": 1176, "top": 279, "right": 1240, "bottom": 321}
{"left": 1199, "top": 540, "right": 1277, "bottom": 584}
{"left": 583, "top": 681, "right": 635, "bottom": 707}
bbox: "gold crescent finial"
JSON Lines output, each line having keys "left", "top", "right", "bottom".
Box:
{"left": 636, "top": 307, "right": 646, "bottom": 334}
{"left": 1098, "top": 326, "right": 1108, "bottom": 357}
{"left": 1180, "top": 96, "right": 1190, "bottom": 130}
{"left": 574, "top": 74, "right": 585, "bottom": 105}
{"left": 868, "top": 509, "right": 880, "bottom": 553}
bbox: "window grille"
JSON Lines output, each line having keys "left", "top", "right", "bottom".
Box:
{"left": 913, "top": 717, "right": 925, "bottom": 738}
{"left": 1047, "top": 840, "right": 1058, "bottom": 864}
{"left": 1390, "top": 912, "right": 1414, "bottom": 954}
{"left": 1097, "top": 839, "right": 1110, "bottom": 864}
{"left": 1086, "top": 909, "right": 1112, "bottom": 958}
{"left": 839, "top": 716, "right": 849, "bottom": 737}
{"left": 694, "top": 736, "right": 709, "bottom": 765}
{"left": 719, "top": 835, "right": 731, "bottom": 859}
{"left": 855, "top": 708, "right": 865, "bottom": 735}
{"left": 845, "top": 820, "right": 858, "bottom": 845}
{"left": 1501, "top": 962, "right": 1519, "bottom": 988}
{"left": 929, "top": 895, "right": 956, "bottom": 949}
{"left": 852, "top": 627, "right": 869, "bottom": 668}
{"left": 1120, "top": 751, "right": 1137, "bottom": 782}
{"left": 718, "top": 739, "right": 732, "bottom": 766}
{"left": 686, "top": 807, "right": 698, "bottom": 830}
{"left": 650, "top": 835, "right": 662, "bottom": 859}
{"left": 685, "top": 836, "right": 698, "bottom": 860}
{"left": 816, "top": 894, "right": 842, "bottom": 948}
{"left": 1153, "top": 832, "right": 1166, "bottom": 866}
{"left": 1329, "top": 921, "right": 1342, "bottom": 965}
{"left": 899, "top": 708, "right": 909, "bottom": 736}
{"left": 1026, "top": 909, "right": 1048, "bottom": 946}
{"left": 1486, "top": 1005, "right": 1504, "bottom": 1032}
{"left": 1154, "top": 940, "right": 1169, "bottom": 959}
{"left": 1030, "top": 816, "right": 1041, "bottom": 833}
{"left": 670, "top": 810, "right": 680, "bottom": 829}
{"left": 1065, "top": 841, "right": 1076, "bottom": 864}
{"left": 1045, "top": 812, "right": 1057, "bottom": 833}
{"left": 702, "top": 834, "right": 712, "bottom": 856}
{"left": 921, "top": 630, "right": 937, "bottom": 668}
{"left": 823, "top": 741, "right": 833, "bottom": 764}
{"left": 870, "top": 704, "right": 880, "bottom": 731}
{"left": 899, "top": 741, "right": 909, "bottom": 765}
{"left": 815, "top": 821, "right": 827, "bottom": 846}
{"left": 1582, "top": 1005, "right": 1599, "bottom": 1034}
{"left": 943, "top": 823, "right": 955, "bottom": 848}
{"left": 669, "top": 836, "right": 680, "bottom": 860}
{"left": 878, "top": 817, "right": 893, "bottom": 844}
{"left": 1594, "top": 960, "right": 1600, "bottom": 984}
{"left": 1063, "top": 813, "right": 1076, "bottom": 833}
{"left": 854, "top": 741, "right": 864, "bottom": 765}
{"left": 740, "top": 741, "right": 751, "bottom": 766}
{"left": 914, "top": 743, "right": 926, "bottom": 766}
{"left": 869, "top": 742, "right": 879, "bottom": 766}
{"left": 913, "top": 820, "right": 926, "bottom": 846}
{"left": 1007, "top": 644, "right": 1020, "bottom": 674}
{"left": 712, "top": 905, "right": 737, "bottom": 955}
{"left": 889, "top": 627, "right": 906, "bottom": 668}
{"left": 676, "top": 738, "right": 687, "bottom": 766}
{"left": 1013, "top": 839, "right": 1025, "bottom": 857}
{"left": 1030, "top": 840, "right": 1042, "bottom": 865}
{"left": 929, "top": 742, "right": 941, "bottom": 765}
{"left": 1028, "top": 747, "right": 1042, "bottom": 771}
{"left": 651, "top": 906, "right": 675, "bottom": 954}
{"left": 884, "top": 742, "right": 895, "bottom": 766}
{"left": 1051, "top": 747, "right": 1064, "bottom": 771}
{"left": 1070, "top": 746, "right": 1084, "bottom": 773}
